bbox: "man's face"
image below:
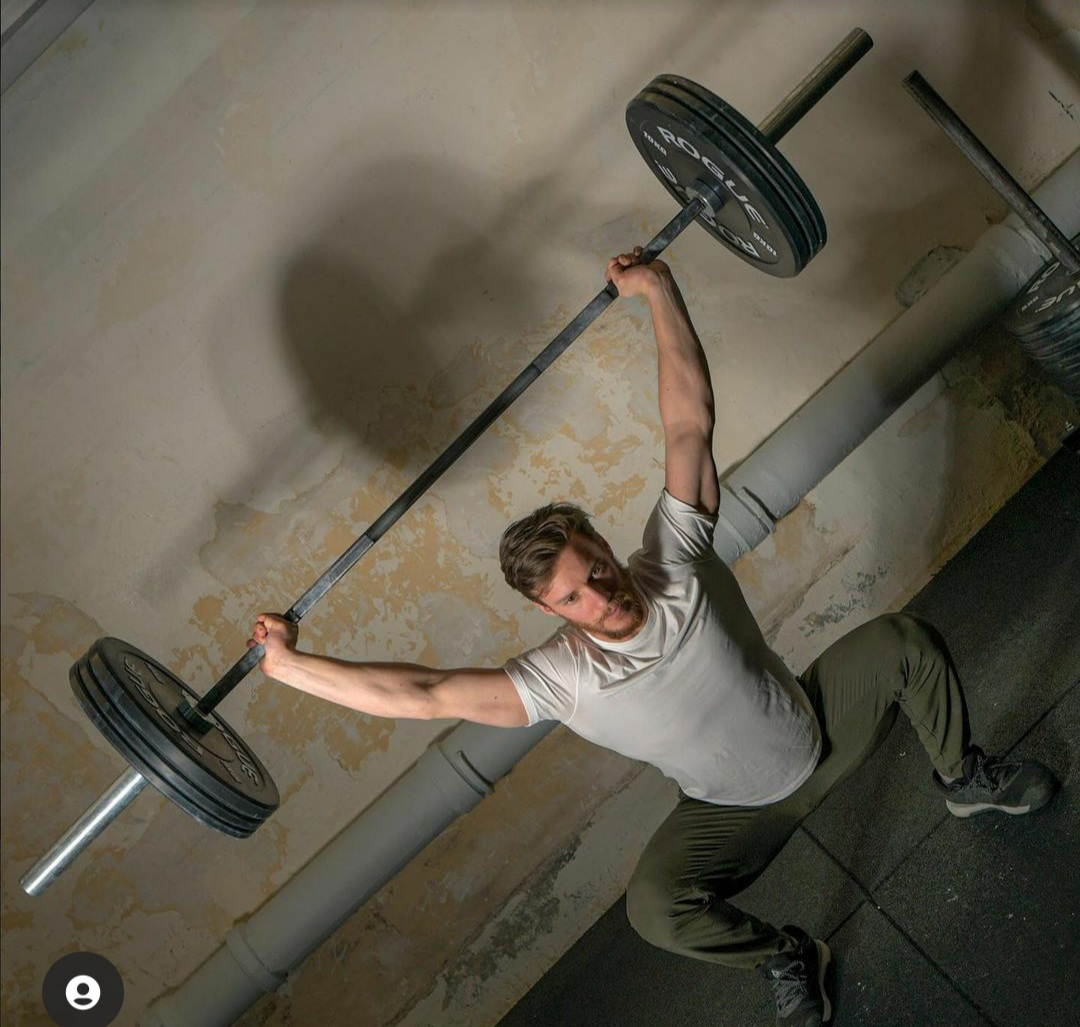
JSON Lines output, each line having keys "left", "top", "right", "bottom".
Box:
{"left": 535, "top": 533, "right": 646, "bottom": 642}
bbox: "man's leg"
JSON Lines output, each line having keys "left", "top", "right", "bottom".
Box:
{"left": 625, "top": 783, "right": 834, "bottom": 1024}
{"left": 625, "top": 613, "right": 967, "bottom": 971}
{"left": 625, "top": 613, "right": 972, "bottom": 1025}
{"left": 800, "top": 611, "right": 970, "bottom": 789}
{"left": 802, "top": 612, "right": 1056, "bottom": 817}
{"left": 626, "top": 795, "right": 803, "bottom": 969}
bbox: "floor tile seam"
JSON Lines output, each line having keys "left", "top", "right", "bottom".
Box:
{"left": 798, "top": 812, "right": 940, "bottom": 900}
{"left": 1004, "top": 676, "right": 1079, "bottom": 756}
{"left": 795, "top": 824, "right": 877, "bottom": 902}
{"left": 820, "top": 897, "right": 868, "bottom": 944}
{"left": 858, "top": 676, "right": 1079, "bottom": 896}
{"left": 871, "top": 903, "right": 1003, "bottom": 1027}
{"left": 865, "top": 808, "right": 953, "bottom": 895}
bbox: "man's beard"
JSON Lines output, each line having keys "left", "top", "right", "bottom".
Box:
{"left": 589, "top": 569, "right": 646, "bottom": 641}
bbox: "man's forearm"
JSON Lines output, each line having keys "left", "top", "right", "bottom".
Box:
{"left": 647, "top": 275, "right": 715, "bottom": 435}
{"left": 267, "top": 649, "right": 441, "bottom": 719}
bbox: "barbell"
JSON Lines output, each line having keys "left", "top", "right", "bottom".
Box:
{"left": 903, "top": 71, "right": 1079, "bottom": 400}
{"left": 21, "top": 28, "right": 874, "bottom": 896}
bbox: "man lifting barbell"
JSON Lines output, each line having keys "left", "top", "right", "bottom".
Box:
{"left": 250, "top": 249, "right": 1058, "bottom": 1027}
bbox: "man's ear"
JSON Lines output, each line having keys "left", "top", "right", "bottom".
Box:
{"left": 532, "top": 601, "right": 558, "bottom": 618}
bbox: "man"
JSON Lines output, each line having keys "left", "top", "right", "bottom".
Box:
{"left": 249, "top": 249, "right": 1056, "bottom": 1026}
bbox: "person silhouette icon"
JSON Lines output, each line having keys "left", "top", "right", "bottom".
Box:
{"left": 64, "top": 973, "right": 100, "bottom": 1010}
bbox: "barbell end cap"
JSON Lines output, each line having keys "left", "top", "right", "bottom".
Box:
{"left": 684, "top": 178, "right": 727, "bottom": 219}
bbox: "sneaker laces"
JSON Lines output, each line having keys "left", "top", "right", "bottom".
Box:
{"left": 768, "top": 958, "right": 810, "bottom": 1016}
{"left": 965, "top": 748, "right": 1022, "bottom": 792}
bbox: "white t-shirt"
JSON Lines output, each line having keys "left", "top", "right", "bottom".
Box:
{"left": 504, "top": 490, "right": 821, "bottom": 807}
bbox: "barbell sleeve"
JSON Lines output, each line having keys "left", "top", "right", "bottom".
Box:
{"left": 759, "top": 28, "right": 873, "bottom": 143}
{"left": 20, "top": 769, "right": 149, "bottom": 896}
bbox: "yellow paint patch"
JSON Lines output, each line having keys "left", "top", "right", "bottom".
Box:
{"left": 8, "top": 593, "right": 103, "bottom": 657}
{"left": 593, "top": 473, "right": 649, "bottom": 517}
{"left": 734, "top": 499, "right": 855, "bottom": 632}
{"left": 55, "top": 31, "right": 90, "bottom": 55}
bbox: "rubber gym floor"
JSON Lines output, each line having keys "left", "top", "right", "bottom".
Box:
{"left": 497, "top": 440, "right": 1079, "bottom": 1027}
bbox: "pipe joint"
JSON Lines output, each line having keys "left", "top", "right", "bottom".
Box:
{"left": 225, "top": 924, "right": 288, "bottom": 994}
{"left": 434, "top": 743, "right": 496, "bottom": 799}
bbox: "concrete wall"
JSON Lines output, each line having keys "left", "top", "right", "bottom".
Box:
{"left": 2, "top": 2, "right": 1076, "bottom": 1025}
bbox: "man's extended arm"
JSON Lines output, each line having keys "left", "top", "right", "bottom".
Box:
{"left": 606, "top": 250, "right": 720, "bottom": 514}
{"left": 249, "top": 613, "right": 529, "bottom": 727}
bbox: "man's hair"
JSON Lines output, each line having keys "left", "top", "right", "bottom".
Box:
{"left": 499, "top": 503, "right": 603, "bottom": 600}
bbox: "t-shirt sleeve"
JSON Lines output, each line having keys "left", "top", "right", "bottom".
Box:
{"left": 640, "top": 489, "right": 718, "bottom": 566}
{"left": 503, "top": 632, "right": 580, "bottom": 726}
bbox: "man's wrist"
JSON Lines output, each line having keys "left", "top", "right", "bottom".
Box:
{"left": 645, "top": 270, "right": 679, "bottom": 307}
{"left": 265, "top": 646, "right": 302, "bottom": 681}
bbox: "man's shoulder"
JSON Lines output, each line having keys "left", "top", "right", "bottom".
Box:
{"left": 640, "top": 489, "right": 718, "bottom": 566}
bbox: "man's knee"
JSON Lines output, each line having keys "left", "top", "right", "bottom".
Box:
{"left": 880, "top": 613, "right": 951, "bottom": 666}
{"left": 625, "top": 865, "right": 683, "bottom": 950}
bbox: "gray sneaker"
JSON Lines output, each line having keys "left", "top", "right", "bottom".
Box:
{"left": 758, "top": 925, "right": 833, "bottom": 1025}
{"left": 934, "top": 746, "right": 1058, "bottom": 818}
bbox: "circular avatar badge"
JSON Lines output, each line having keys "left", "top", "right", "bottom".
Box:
{"left": 41, "top": 952, "right": 124, "bottom": 1027}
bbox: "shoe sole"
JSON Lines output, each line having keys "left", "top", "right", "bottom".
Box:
{"left": 945, "top": 799, "right": 1049, "bottom": 818}
{"left": 816, "top": 939, "right": 834, "bottom": 1023}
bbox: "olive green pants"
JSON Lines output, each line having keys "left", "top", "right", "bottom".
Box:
{"left": 625, "top": 613, "right": 970, "bottom": 969}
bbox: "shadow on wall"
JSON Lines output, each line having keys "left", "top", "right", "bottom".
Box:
{"left": 140, "top": 155, "right": 566, "bottom": 611}
{"left": 1025, "top": 0, "right": 1080, "bottom": 86}
{"left": 272, "top": 161, "right": 557, "bottom": 451}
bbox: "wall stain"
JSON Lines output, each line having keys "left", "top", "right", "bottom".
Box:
{"left": 218, "top": 94, "right": 274, "bottom": 192}
{"left": 800, "top": 567, "right": 890, "bottom": 636}
{"left": 96, "top": 213, "right": 203, "bottom": 329}
{"left": 734, "top": 499, "right": 857, "bottom": 639}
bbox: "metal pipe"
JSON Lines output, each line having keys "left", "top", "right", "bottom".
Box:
{"left": 714, "top": 150, "right": 1080, "bottom": 559}
{"left": 903, "top": 70, "right": 1080, "bottom": 275}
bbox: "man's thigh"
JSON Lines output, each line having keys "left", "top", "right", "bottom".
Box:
{"left": 631, "top": 792, "right": 804, "bottom": 903}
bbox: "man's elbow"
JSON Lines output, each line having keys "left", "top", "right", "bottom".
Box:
{"left": 666, "top": 417, "right": 714, "bottom": 448}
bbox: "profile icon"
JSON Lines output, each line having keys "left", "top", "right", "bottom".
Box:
{"left": 65, "top": 974, "right": 101, "bottom": 1009}
{"left": 41, "top": 952, "right": 123, "bottom": 1026}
